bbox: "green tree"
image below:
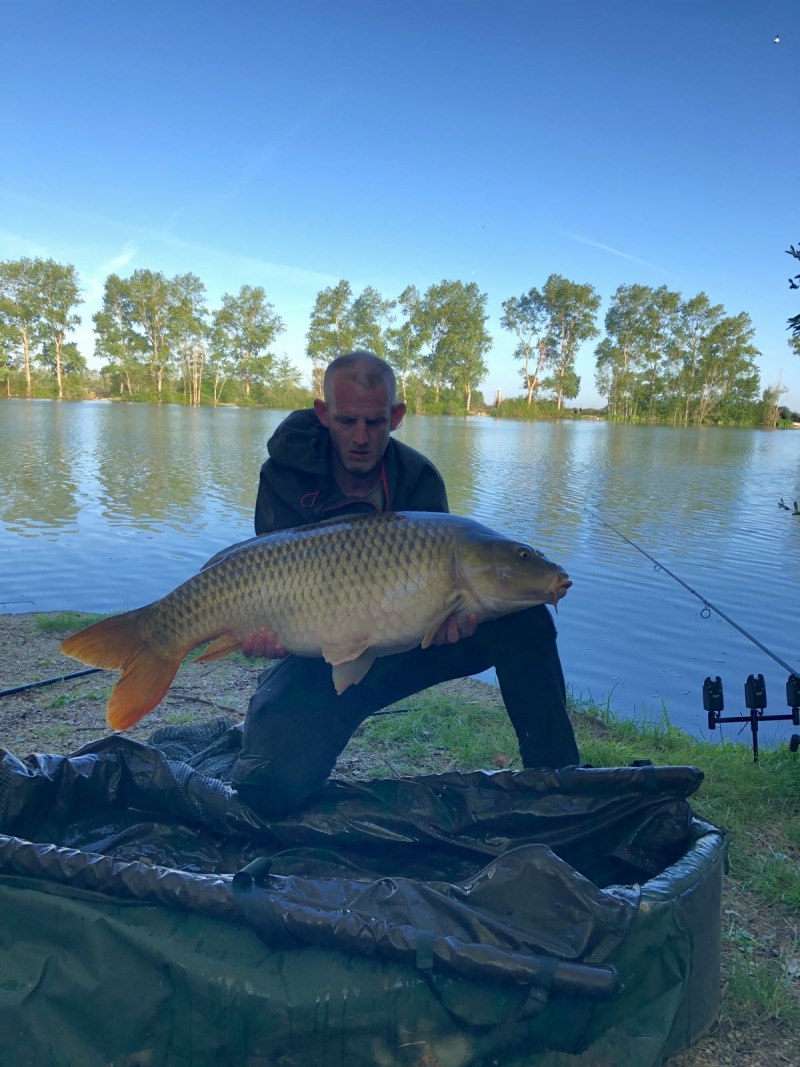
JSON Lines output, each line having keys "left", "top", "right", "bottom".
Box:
{"left": 672, "top": 293, "right": 724, "bottom": 424}
{"left": 0, "top": 258, "right": 46, "bottom": 397}
{"left": 306, "top": 280, "right": 357, "bottom": 397}
{"left": 500, "top": 288, "right": 551, "bottom": 404}
{"left": 39, "top": 340, "right": 87, "bottom": 378}
{"left": 350, "top": 285, "right": 395, "bottom": 359}
{"left": 638, "top": 286, "right": 680, "bottom": 420}
{"left": 271, "top": 354, "right": 305, "bottom": 391}
{"left": 694, "top": 312, "right": 760, "bottom": 424}
{"left": 0, "top": 317, "right": 18, "bottom": 396}
{"left": 541, "top": 274, "right": 600, "bottom": 409}
{"left": 33, "top": 259, "right": 83, "bottom": 399}
{"left": 386, "top": 285, "right": 424, "bottom": 402}
{"left": 93, "top": 273, "right": 148, "bottom": 397}
{"left": 760, "top": 381, "right": 788, "bottom": 428}
{"left": 594, "top": 283, "right": 656, "bottom": 419}
{"left": 416, "top": 280, "right": 492, "bottom": 408}
{"left": 306, "top": 281, "right": 395, "bottom": 397}
{"left": 92, "top": 270, "right": 174, "bottom": 400}
{"left": 169, "top": 273, "right": 208, "bottom": 406}
{"left": 211, "top": 285, "right": 284, "bottom": 399}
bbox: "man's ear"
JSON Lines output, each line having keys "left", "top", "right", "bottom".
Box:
{"left": 313, "top": 398, "right": 330, "bottom": 427}
{"left": 389, "top": 402, "right": 406, "bottom": 431}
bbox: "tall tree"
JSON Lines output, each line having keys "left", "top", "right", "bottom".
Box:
{"left": 639, "top": 286, "right": 680, "bottom": 420}
{"left": 500, "top": 288, "right": 551, "bottom": 404}
{"left": 34, "top": 259, "right": 83, "bottom": 399}
{"left": 672, "top": 293, "right": 724, "bottom": 424}
{"left": 350, "top": 285, "right": 395, "bottom": 358}
{"left": 92, "top": 270, "right": 175, "bottom": 399}
{"left": 306, "top": 281, "right": 357, "bottom": 397}
{"left": 541, "top": 275, "right": 600, "bottom": 409}
{"left": 0, "top": 317, "right": 18, "bottom": 396}
{"left": 93, "top": 273, "right": 148, "bottom": 397}
{"left": 211, "top": 285, "right": 284, "bottom": 398}
{"left": 169, "top": 273, "right": 207, "bottom": 406}
{"left": 386, "top": 285, "right": 424, "bottom": 402}
{"left": 594, "top": 283, "right": 656, "bottom": 419}
{"left": 0, "top": 258, "right": 45, "bottom": 397}
{"left": 416, "top": 280, "right": 492, "bottom": 407}
{"left": 694, "top": 312, "right": 760, "bottom": 423}
{"left": 38, "top": 340, "right": 87, "bottom": 381}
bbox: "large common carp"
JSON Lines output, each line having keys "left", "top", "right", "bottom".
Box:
{"left": 60, "top": 511, "right": 571, "bottom": 732}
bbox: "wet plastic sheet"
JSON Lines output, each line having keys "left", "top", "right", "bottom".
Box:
{"left": 0, "top": 733, "right": 725, "bottom": 1066}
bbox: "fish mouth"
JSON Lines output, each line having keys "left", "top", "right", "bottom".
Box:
{"left": 549, "top": 574, "right": 572, "bottom": 607}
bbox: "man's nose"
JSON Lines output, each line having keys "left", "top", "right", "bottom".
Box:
{"left": 352, "top": 419, "right": 369, "bottom": 444}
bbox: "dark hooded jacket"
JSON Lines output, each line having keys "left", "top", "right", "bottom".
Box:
{"left": 254, "top": 409, "right": 449, "bottom": 535}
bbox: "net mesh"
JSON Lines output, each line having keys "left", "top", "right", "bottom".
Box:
{"left": 147, "top": 717, "right": 243, "bottom": 782}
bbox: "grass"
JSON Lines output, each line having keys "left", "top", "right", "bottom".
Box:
{"left": 35, "top": 611, "right": 108, "bottom": 633}
{"left": 350, "top": 691, "right": 520, "bottom": 776}
{"left": 725, "top": 924, "right": 800, "bottom": 1027}
{"left": 354, "top": 688, "right": 800, "bottom": 1033}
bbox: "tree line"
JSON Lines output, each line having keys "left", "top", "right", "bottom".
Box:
{"left": 1, "top": 256, "right": 797, "bottom": 424}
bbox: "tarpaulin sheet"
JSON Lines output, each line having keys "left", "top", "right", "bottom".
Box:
{"left": 0, "top": 733, "right": 725, "bottom": 1066}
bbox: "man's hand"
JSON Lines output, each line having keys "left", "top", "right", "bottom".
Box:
{"left": 240, "top": 628, "right": 287, "bottom": 659}
{"left": 432, "top": 613, "right": 478, "bottom": 646}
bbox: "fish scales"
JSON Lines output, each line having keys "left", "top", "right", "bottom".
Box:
{"left": 140, "top": 513, "right": 455, "bottom": 657}
{"left": 59, "top": 511, "right": 571, "bottom": 731}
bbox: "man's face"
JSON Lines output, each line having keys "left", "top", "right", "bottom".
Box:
{"left": 314, "top": 375, "right": 406, "bottom": 480}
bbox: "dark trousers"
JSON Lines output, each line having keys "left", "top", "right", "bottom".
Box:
{"left": 230, "top": 605, "right": 579, "bottom": 817}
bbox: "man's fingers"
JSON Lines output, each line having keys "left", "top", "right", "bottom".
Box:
{"left": 241, "top": 628, "right": 281, "bottom": 658}
{"left": 431, "top": 614, "right": 478, "bottom": 645}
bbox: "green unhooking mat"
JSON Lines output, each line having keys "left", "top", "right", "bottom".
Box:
{"left": 0, "top": 726, "right": 725, "bottom": 1067}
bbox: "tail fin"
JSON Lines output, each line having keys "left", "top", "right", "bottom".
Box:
{"left": 60, "top": 610, "right": 183, "bottom": 731}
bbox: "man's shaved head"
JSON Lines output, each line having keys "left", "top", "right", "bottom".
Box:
{"left": 323, "top": 351, "right": 397, "bottom": 404}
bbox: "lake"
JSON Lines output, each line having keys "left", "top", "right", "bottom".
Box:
{"left": 2, "top": 398, "right": 799, "bottom": 745}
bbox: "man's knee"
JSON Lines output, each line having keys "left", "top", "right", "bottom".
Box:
{"left": 231, "top": 753, "right": 325, "bottom": 818}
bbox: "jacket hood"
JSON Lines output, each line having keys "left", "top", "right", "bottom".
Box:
{"left": 267, "top": 409, "right": 331, "bottom": 476}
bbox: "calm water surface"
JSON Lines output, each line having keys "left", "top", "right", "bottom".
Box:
{"left": 2, "top": 399, "right": 799, "bottom": 743}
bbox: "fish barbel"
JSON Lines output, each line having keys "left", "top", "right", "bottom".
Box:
{"left": 60, "top": 511, "right": 572, "bottom": 731}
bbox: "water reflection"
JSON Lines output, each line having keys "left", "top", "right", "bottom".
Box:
{"left": 2, "top": 400, "right": 799, "bottom": 743}
{"left": 0, "top": 400, "right": 84, "bottom": 534}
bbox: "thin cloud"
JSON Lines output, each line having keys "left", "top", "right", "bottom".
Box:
{"left": 0, "top": 188, "right": 338, "bottom": 289}
{"left": 81, "top": 242, "right": 139, "bottom": 304}
{"left": 562, "top": 231, "right": 675, "bottom": 276}
{"left": 108, "top": 243, "right": 138, "bottom": 271}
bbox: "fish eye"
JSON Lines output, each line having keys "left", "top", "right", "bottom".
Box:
{"left": 517, "top": 547, "right": 530, "bottom": 559}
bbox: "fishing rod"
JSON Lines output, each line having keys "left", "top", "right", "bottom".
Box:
{"left": 0, "top": 667, "right": 105, "bottom": 701}
{"left": 586, "top": 508, "right": 800, "bottom": 678}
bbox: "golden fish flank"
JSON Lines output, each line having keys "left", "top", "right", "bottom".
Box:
{"left": 59, "top": 511, "right": 572, "bottom": 732}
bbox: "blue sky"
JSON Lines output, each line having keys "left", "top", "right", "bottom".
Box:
{"left": 2, "top": 1, "right": 798, "bottom": 407}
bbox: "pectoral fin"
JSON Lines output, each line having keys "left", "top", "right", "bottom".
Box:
{"left": 194, "top": 634, "right": 243, "bottom": 662}
{"left": 420, "top": 591, "right": 467, "bottom": 649}
{"left": 331, "top": 650, "right": 378, "bottom": 694}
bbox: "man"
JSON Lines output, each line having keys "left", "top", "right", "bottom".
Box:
{"left": 230, "top": 351, "right": 579, "bottom": 816}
